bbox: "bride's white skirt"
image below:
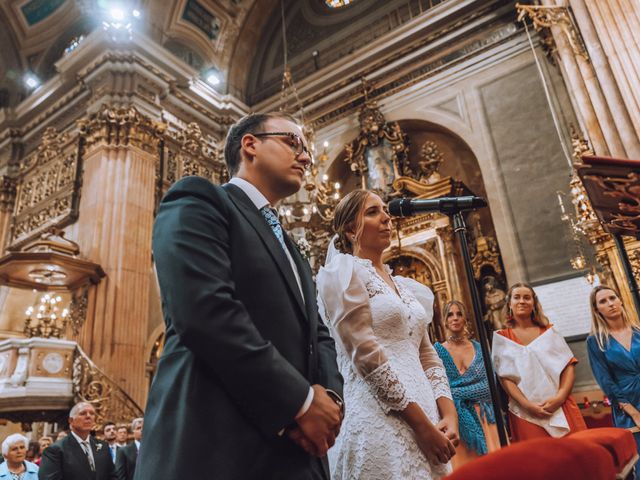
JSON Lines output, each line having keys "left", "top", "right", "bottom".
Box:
{"left": 329, "top": 342, "right": 452, "bottom": 480}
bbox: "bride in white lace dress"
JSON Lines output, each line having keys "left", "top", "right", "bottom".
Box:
{"left": 317, "top": 190, "right": 459, "bottom": 480}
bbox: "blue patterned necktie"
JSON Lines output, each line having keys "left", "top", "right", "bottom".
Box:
{"left": 260, "top": 206, "right": 288, "bottom": 252}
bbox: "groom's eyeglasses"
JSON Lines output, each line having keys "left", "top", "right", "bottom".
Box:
{"left": 253, "top": 132, "right": 312, "bottom": 161}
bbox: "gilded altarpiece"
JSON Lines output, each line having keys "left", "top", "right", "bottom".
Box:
{"left": 343, "top": 102, "right": 507, "bottom": 341}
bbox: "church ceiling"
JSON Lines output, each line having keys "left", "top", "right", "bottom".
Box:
{"left": 0, "top": 0, "right": 525, "bottom": 112}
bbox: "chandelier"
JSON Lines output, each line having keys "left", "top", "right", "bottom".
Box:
{"left": 276, "top": 0, "right": 343, "bottom": 264}
{"left": 555, "top": 128, "right": 602, "bottom": 284}
{"left": 278, "top": 143, "right": 342, "bottom": 226}
{"left": 24, "top": 293, "right": 70, "bottom": 339}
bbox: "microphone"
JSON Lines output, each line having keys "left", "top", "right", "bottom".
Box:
{"left": 388, "top": 196, "right": 487, "bottom": 216}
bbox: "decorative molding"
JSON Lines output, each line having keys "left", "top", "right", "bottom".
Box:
{"left": 344, "top": 90, "right": 409, "bottom": 199}
{"left": 77, "top": 104, "right": 166, "bottom": 154}
{"left": 0, "top": 176, "right": 17, "bottom": 212}
{"left": 516, "top": 4, "right": 589, "bottom": 62}
{"left": 9, "top": 128, "right": 81, "bottom": 248}
{"left": 306, "top": 22, "right": 520, "bottom": 129}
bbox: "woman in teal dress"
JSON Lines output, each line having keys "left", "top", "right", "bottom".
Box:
{"left": 434, "top": 301, "right": 498, "bottom": 469}
{"left": 587, "top": 285, "right": 640, "bottom": 478}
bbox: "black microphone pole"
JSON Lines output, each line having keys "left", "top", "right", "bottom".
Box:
{"left": 451, "top": 210, "right": 509, "bottom": 447}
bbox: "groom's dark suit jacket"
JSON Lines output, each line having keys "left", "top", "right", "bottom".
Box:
{"left": 135, "top": 177, "right": 343, "bottom": 480}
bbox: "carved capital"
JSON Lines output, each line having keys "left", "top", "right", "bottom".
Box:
{"left": 516, "top": 4, "right": 589, "bottom": 62}
{"left": 78, "top": 105, "right": 166, "bottom": 154}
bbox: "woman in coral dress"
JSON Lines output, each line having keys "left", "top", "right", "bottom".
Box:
{"left": 492, "top": 283, "right": 586, "bottom": 441}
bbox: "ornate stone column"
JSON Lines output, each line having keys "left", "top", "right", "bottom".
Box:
{"left": 525, "top": 1, "right": 640, "bottom": 158}
{"left": 74, "top": 105, "right": 165, "bottom": 406}
{"left": 571, "top": 0, "right": 640, "bottom": 158}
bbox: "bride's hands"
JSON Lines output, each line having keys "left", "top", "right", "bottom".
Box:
{"left": 399, "top": 403, "right": 456, "bottom": 465}
{"left": 435, "top": 415, "right": 460, "bottom": 447}
{"left": 414, "top": 423, "right": 456, "bottom": 465}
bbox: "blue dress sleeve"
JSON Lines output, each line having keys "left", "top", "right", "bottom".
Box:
{"left": 586, "top": 335, "right": 631, "bottom": 405}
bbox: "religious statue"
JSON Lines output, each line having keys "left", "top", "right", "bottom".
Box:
{"left": 483, "top": 276, "right": 506, "bottom": 331}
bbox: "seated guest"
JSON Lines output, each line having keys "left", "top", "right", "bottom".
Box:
{"left": 435, "top": 300, "right": 500, "bottom": 469}
{"left": 115, "top": 418, "right": 142, "bottom": 480}
{"left": 1, "top": 433, "right": 39, "bottom": 479}
{"left": 492, "top": 283, "right": 586, "bottom": 441}
{"left": 102, "top": 422, "right": 118, "bottom": 464}
{"left": 35, "top": 437, "right": 52, "bottom": 466}
{"left": 38, "top": 402, "right": 116, "bottom": 480}
{"left": 115, "top": 427, "right": 128, "bottom": 447}
{"left": 587, "top": 285, "right": 640, "bottom": 478}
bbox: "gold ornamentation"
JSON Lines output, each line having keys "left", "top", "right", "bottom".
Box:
{"left": 68, "top": 287, "right": 89, "bottom": 336}
{"left": 516, "top": 4, "right": 589, "bottom": 62}
{"left": 78, "top": 104, "right": 166, "bottom": 154}
{"left": 0, "top": 176, "right": 17, "bottom": 212}
{"left": 469, "top": 214, "right": 502, "bottom": 280}
{"left": 10, "top": 128, "right": 80, "bottom": 248}
{"left": 156, "top": 122, "right": 225, "bottom": 207}
{"left": 418, "top": 141, "right": 444, "bottom": 182}
{"left": 73, "top": 346, "right": 143, "bottom": 429}
{"left": 344, "top": 82, "right": 409, "bottom": 198}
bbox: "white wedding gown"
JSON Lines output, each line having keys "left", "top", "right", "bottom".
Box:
{"left": 317, "top": 253, "right": 453, "bottom": 480}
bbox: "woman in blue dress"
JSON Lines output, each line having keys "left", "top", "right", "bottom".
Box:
{"left": 434, "top": 300, "right": 499, "bottom": 469}
{"left": 587, "top": 285, "right": 640, "bottom": 475}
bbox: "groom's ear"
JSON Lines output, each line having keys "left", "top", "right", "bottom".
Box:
{"left": 240, "top": 134, "right": 259, "bottom": 164}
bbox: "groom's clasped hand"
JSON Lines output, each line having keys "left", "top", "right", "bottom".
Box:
{"left": 287, "top": 384, "right": 343, "bottom": 457}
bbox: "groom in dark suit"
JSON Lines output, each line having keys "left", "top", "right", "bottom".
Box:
{"left": 135, "top": 112, "right": 343, "bottom": 479}
{"left": 38, "top": 402, "right": 116, "bottom": 480}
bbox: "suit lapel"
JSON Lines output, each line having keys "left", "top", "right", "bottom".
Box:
{"left": 224, "top": 184, "right": 307, "bottom": 318}
{"left": 285, "top": 235, "right": 317, "bottom": 327}
{"left": 68, "top": 435, "right": 94, "bottom": 476}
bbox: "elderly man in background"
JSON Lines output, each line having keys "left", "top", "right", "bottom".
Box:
{"left": 115, "top": 418, "right": 142, "bottom": 480}
{"left": 38, "top": 402, "right": 116, "bottom": 480}
{"left": 1, "top": 433, "right": 39, "bottom": 479}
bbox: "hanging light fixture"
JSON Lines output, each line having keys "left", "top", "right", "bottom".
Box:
{"left": 276, "top": 0, "right": 343, "bottom": 262}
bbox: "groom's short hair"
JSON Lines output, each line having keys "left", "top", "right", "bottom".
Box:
{"left": 224, "top": 112, "right": 299, "bottom": 177}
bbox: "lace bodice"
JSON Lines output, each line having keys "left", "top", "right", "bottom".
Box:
{"left": 317, "top": 253, "right": 452, "bottom": 479}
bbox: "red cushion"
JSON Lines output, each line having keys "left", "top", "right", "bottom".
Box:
{"left": 445, "top": 437, "right": 616, "bottom": 480}
{"left": 570, "top": 427, "right": 637, "bottom": 472}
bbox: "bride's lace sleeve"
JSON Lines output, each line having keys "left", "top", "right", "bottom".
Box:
{"left": 398, "top": 277, "right": 453, "bottom": 401}
{"left": 317, "top": 254, "right": 413, "bottom": 413}
{"left": 420, "top": 334, "right": 452, "bottom": 401}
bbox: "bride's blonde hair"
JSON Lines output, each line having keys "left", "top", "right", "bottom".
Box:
{"left": 332, "top": 189, "right": 371, "bottom": 254}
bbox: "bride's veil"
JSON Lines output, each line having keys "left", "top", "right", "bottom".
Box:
{"left": 324, "top": 234, "right": 340, "bottom": 266}
{"left": 317, "top": 234, "right": 340, "bottom": 325}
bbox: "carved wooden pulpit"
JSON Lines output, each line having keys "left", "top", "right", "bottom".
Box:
{"left": 576, "top": 155, "right": 640, "bottom": 315}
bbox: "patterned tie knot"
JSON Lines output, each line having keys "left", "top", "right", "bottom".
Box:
{"left": 260, "top": 206, "right": 287, "bottom": 252}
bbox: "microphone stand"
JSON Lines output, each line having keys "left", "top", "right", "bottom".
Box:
{"left": 451, "top": 211, "right": 509, "bottom": 447}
